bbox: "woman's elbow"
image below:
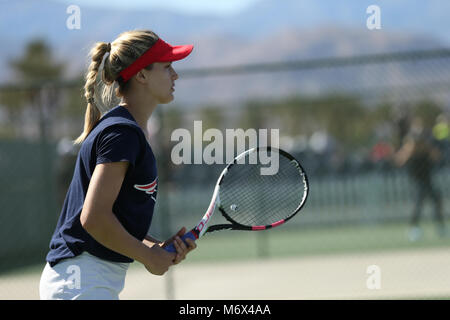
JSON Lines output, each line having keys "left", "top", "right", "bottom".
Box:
{"left": 80, "top": 210, "right": 97, "bottom": 234}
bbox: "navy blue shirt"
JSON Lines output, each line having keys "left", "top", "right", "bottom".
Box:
{"left": 46, "top": 105, "right": 158, "bottom": 267}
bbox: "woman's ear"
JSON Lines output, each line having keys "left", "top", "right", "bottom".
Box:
{"left": 135, "top": 69, "right": 149, "bottom": 84}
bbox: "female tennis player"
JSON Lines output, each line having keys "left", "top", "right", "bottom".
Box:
{"left": 39, "top": 30, "right": 196, "bottom": 300}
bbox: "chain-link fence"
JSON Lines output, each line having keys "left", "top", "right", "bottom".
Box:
{"left": 0, "top": 48, "right": 449, "bottom": 279}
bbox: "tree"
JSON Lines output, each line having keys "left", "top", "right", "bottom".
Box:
{"left": 10, "top": 38, "right": 64, "bottom": 83}
{"left": 0, "top": 38, "right": 65, "bottom": 139}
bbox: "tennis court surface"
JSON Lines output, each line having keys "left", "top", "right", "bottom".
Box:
{"left": 1, "top": 246, "right": 449, "bottom": 300}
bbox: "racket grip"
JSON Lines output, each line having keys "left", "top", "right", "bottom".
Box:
{"left": 164, "top": 230, "right": 197, "bottom": 253}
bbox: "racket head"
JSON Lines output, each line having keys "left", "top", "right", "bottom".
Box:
{"left": 214, "top": 146, "right": 309, "bottom": 232}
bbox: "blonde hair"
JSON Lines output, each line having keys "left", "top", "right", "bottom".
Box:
{"left": 74, "top": 30, "right": 159, "bottom": 144}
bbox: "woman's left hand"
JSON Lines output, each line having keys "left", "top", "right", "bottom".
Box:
{"left": 162, "top": 227, "right": 197, "bottom": 264}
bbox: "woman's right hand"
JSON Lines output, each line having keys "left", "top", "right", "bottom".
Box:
{"left": 144, "top": 245, "right": 176, "bottom": 276}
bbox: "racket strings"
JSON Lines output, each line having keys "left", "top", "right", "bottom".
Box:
{"left": 219, "top": 150, "right": 307, "bottom": 227}
{"left": 223, "top": 168, "right": 302, "bottom": 225}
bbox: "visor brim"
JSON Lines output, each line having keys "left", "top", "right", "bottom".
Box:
{"left": 159, "top": 44, "right": 194, "bottom": 62}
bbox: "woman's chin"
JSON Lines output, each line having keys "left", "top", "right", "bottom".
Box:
{"left": 163, "top": 93, "right": 175, "bottom": 104}
{"left": 157, "top": 94, "right": 174, "bottom": 105}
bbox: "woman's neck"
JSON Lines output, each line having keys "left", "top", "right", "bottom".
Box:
{"left": 119, "top": 98, "right": 158, "bottom": 138}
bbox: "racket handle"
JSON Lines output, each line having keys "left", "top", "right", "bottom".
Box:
{"left": 164, "top": 230, "right": 197, "bottom": 253}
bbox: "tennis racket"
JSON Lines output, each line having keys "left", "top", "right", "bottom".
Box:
{"left": 165, "top": 146, "right": 309, "bottom": 252}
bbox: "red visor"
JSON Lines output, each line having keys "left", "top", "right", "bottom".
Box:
{"left": 117, "top": 38, "right": 193, "bottom": 83}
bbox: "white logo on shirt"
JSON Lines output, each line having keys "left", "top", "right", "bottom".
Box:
{"left": 134, "top": 177, "right": 157, "bottom": 202}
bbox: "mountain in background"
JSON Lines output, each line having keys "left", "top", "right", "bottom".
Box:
{"left": 1, "top": 0, "right": 449, "bottom": 106}
{"left": 3, "top": 0, "right": 450, "bottom": 43}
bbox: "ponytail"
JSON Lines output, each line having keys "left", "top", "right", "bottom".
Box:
{"left": 74, "top": 42, "right": 110, "bottom": 144}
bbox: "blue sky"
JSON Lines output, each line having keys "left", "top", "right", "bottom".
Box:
{"left": 53, "top": 0, "right": 259, "bottom": 15}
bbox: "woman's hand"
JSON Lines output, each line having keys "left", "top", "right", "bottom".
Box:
{"left": 143, "top": 245, "right": 176, "bottom": 276}
{"left": 162, "top": 227, "right": 197, "bottom": 264}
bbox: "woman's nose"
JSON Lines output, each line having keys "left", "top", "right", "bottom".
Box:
{"left": 171, "top": 68, "right": 179, "bottom": 80}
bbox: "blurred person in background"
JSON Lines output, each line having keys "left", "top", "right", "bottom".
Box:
{"left": 432, "top": 113, "right": 449, "bottom": 167}
{"left": 39, "top": 30, "right": 196, "bottom": 300}
{"left": 392, "top": 104, "right": 411, "bottom": 149}
{"left": 394, "top": 116, "right": 446, "bottom": 242}
{"left": 370, "top": 140, "right": 394, "bottom": 171}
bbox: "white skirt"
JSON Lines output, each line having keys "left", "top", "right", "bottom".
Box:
{"left": 39, "top": 251, "right": 130, "bottom": 300}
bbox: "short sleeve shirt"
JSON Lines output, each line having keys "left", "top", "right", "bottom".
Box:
{"left": 46, "top": 105, "right": 158, "bottom": 267}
